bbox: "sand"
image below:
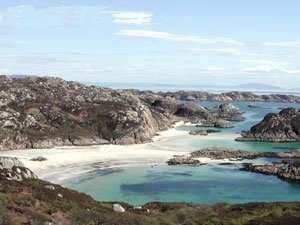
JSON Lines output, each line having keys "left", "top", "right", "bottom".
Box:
{"left": 0, "top": 121, "right": 237, "bottom": 184}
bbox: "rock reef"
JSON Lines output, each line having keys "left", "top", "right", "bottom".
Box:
{"left": 167, "top": 147, "right": 300, "bottom": 164}
{"left": 241, "top": 160, "right": 300, "bottom": 182}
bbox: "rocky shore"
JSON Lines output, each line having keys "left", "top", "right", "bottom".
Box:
{"left": 241, "top": 160, "right": 300, "bottom": 182}
{"left": 168, "top": 147, "right": 300, "bottom": 164}
{"left": 167, "top": 147, "right": 300, "bottom": 182}
{"left": 0, "top": 76, "right": 242, "bottom": 151}
{"left": 236, "top": 108, "right": 300, "bottom": 142}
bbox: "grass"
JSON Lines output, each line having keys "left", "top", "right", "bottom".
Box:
{"left": 1, "top": 176, "right": 300, "bottom": 225}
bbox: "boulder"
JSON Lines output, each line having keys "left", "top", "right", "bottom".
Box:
{"left": 113, "top": 203, "right": 126, "bottom": 213}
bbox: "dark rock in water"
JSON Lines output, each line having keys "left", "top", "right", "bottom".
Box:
{"left": 247, "top": 104, "right": 270, "bottom": 109}
{"left": 241, "top": 159, "right": 300, "bottom": 182}
{"left": 167, "top": 155, "right": 200, "bottom": 165}
{"left": 248, "top": 104, "right": 259, "bottom": 108}
{"left": 189, "top": 129, "right": 220, "bottom": 136}
{"left": 236, "top": 108, "right": 300, "bottom": 142}
{"left": 196, "top": 119, "right": 234, "bottom": 128}
{"left": 218, "top": 162, "right": 234, "bottom": 165}
{"left": 189, "top": 130, "right": 208, "bottom": 136}
{"left": 206, "top": 129, "right": 221, "bottom": 133}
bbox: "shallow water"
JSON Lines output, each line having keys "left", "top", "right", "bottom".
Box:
{"left": 68, "top": 101, "right": 300, "bottom": 205}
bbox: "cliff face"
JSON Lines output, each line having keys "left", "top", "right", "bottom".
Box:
{"left": 236, "top": 108, "right": 300, "bottom": 142}
{"left": 0, "top": 76, "right": 242, "bottom": 150}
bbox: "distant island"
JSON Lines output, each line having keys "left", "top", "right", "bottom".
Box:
{"left": 232, "top": 83, "right": 282, "bottom": 90}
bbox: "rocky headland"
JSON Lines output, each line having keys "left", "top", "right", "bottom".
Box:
{"left": 236, "top": 108, "right": 300, "bottom": 142}
{"left": 0, "top": 75, "right": 243, "bottom": 151}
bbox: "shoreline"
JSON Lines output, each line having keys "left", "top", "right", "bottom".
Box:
{"left": 0, "top": 121, "right": 189, "bottom": 183}
{"left": 0, "top": 121, "right": 243, "bottom": 184}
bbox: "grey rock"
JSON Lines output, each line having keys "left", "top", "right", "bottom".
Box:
{"left": 189, "top": 130, "right": 208, "bottom": 136}
{"left": 236, "top": 108, "right": 300, "bottom": 142}
{"left": 113, "top": 203, "right": 126, "bottom": 212}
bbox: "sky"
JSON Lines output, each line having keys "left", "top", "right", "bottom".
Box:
{"left": 0, "top": 0, "right": 300, "bottom": 87}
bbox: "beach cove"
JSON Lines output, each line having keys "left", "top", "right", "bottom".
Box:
{"left": 2, "top": 101, "right": 300, "bottom": 205}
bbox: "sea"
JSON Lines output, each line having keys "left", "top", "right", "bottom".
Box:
{"left": 67, "top": 84, "right": 300, "bottom": 205}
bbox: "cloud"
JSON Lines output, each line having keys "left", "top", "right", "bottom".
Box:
{"left": 245, "top": 59, "right": 291, "bottom": 66}
{"left": 199, "top": 67, "right": 225, "bottom": 72}
{"left": 112, "top": 12, "right": 152, "bottom": 25}
{"left": 186, "top": 48, "right": 241, "bottom": 55}
{"left": 117, "top": 30, "right": 245, "bottom": 46}
{"left": 241, "top": 66, "right": 300, "bottom": 75}
{"left": 262, "top": 41, "right": 300, "bottom": 47}
{"left": 0, "top": 14, "right": 4, "bottom": 26}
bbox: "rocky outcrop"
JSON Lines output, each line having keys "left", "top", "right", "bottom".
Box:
{"left": 189, "top": 130, "right": 208, "bottom": 136}
{"left": 189, "top": 129, "right": 221, "bottom": 136}
{"left": 196, "top": 119, "right": 234, "bottom": 128}
{"left": 167, "top": 154, "right": 200, "bottom": 165}
{"left": 159, "top": 91, "right": 300, "bottom": 103}
{"left": 0, "top": 157, "right": 37, "bottom": 181}
{"left": 236, "top": 108, "right": 300, "bottom": 142}
{"left": 174, "top": 102, "right": 242, "bottom": 126}
{"left": 167, "top": 147, "right": 300, "bottom": 165}
{"left": 241, "top": 160, "right": 300, "bottom": 182}
{"left": 0, "top": 76, "right": 244, "bottom": 150}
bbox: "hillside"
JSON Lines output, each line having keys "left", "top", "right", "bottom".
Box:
{"left": 0, "top": 75, "right": 242, "bottom": 150}
{"left": 1, "top": 157, "right": 300, "bottom": 225}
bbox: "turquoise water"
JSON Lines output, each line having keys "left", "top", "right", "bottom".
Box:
{"left": 68, "top": 101, "right": 300, "bottom": 205}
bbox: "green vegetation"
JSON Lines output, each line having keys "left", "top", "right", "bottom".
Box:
{"left": 0, "top": 175, "right": 300, "bottom": 225}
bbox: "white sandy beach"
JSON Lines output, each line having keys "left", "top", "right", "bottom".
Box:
{"left": 0, "top": 122, "right": 239, "bottom": 184}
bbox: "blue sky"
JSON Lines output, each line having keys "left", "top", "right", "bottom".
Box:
{"left": 0, "top": 0, "right": 300, "bottom": 87}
